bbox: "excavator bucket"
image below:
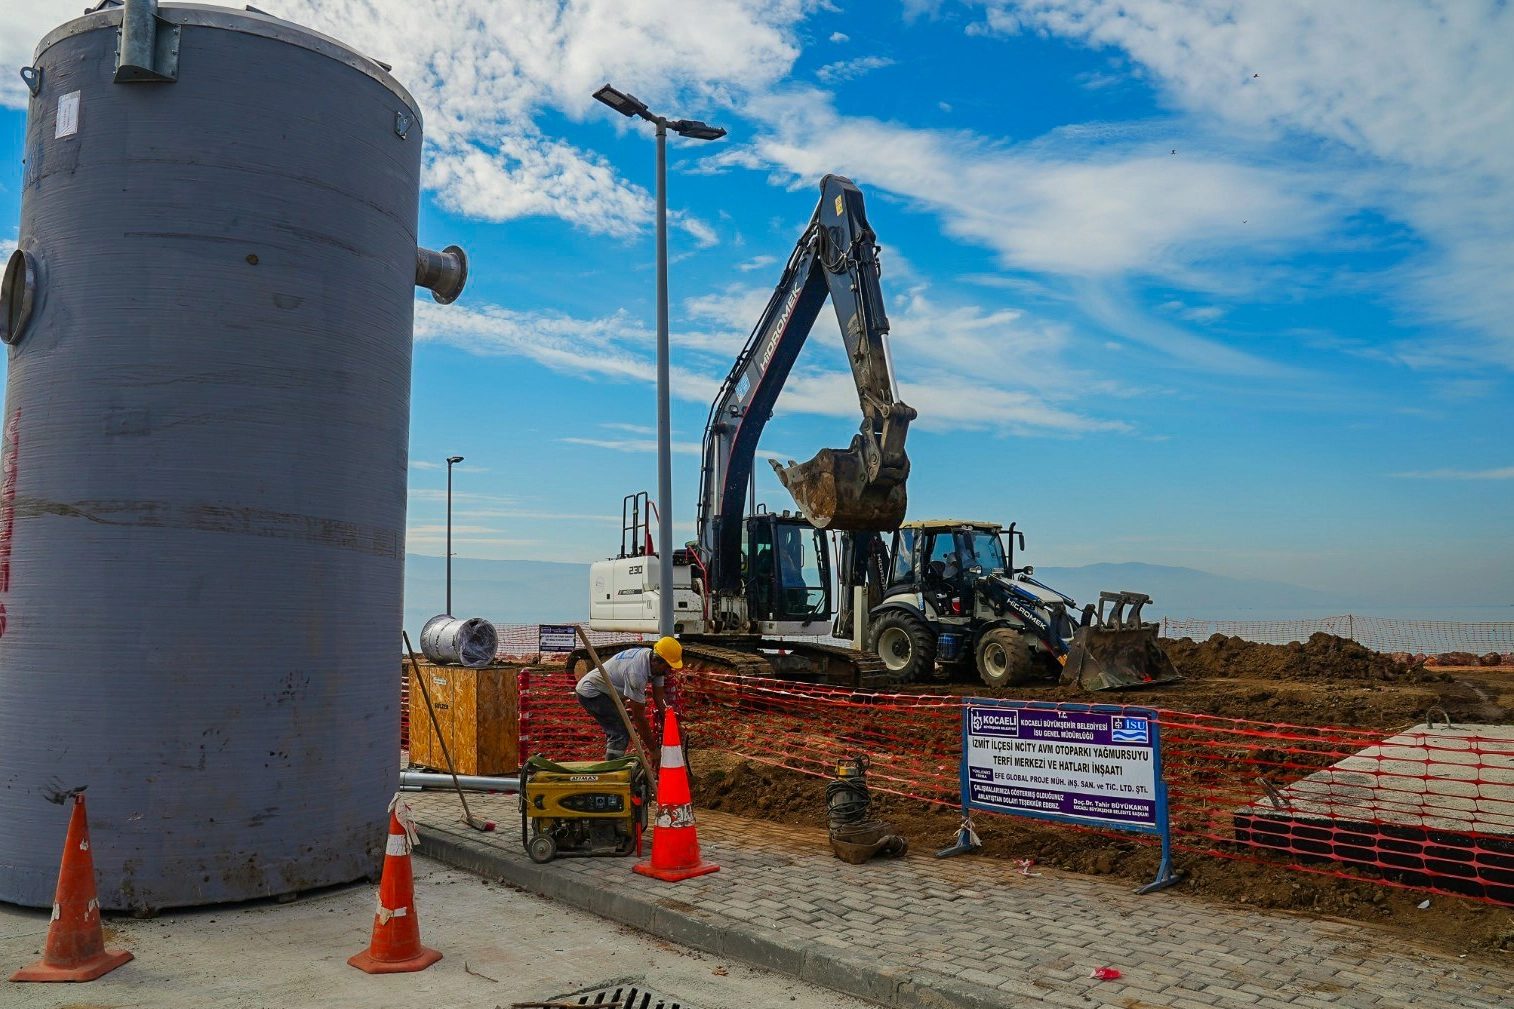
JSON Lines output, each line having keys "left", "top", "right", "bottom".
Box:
{"left": 771, "top": 443, "right": 906, "bottom": 530}
{"left": 1061, "top": 591, "right": 1182, "bottom": 691}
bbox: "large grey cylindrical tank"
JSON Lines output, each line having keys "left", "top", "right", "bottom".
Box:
{"left": 0, "top": 2, "right": 464, "bottom": 911}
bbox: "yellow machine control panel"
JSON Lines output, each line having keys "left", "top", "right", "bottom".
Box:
{"left": 519, "top": 757, "right": 649, "bottom": 862}
{"left": 526, "top": 765, "right": 636, "bottom": 819}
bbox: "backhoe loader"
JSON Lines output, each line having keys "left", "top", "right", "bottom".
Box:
{"left": 841, "top": 520, "right": 1181, "bottom": 691}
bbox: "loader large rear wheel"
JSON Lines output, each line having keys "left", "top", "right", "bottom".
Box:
{"left": 868, "top": 611, "right": 936, "bottom": 685}
{"left": 977, "top": 628, "right": 1035, "bottom": 688}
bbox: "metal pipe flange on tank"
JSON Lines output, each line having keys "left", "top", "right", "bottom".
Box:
{"left": 1, "top": 249, "right": 38, "bottom": 345}
{"left": 415, "top": 245, "right": 468, "bottom": 304}
{"left": 420, "top": 614, "right": 499, "bottom": 667}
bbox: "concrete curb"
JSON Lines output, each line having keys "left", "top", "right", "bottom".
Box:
{"left": 416, "top": 824, "right": 1009, "bottom": 1009}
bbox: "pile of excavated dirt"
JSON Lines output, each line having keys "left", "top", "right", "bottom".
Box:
{"left": 1164, "top": 632, "right": 1439, "bottom": 683}
{"left": 900, "top": 633, "right": 1512, "bottom": 731}
{"left": 691, "top": 750, "right": 1514, "bottom": 958}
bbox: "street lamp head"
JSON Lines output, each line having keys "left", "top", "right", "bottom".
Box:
{"left": 593, "top": 83, "right": 648, "bottom": 119}
{"left": 446, "top": 456, "right": 464, "bottom": 465}
{"left": 669, "top": 119, "right": 726, "bottom": 141}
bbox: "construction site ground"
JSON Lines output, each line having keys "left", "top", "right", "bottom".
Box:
{"left": 411, "top": 789, "right": 1514, "bottom": 1009}
{"left": 681, "top": 633, "right": 1514, "bottom": 951}
{"left": 0, "top": 857, "right": 872, "bottom": 1009}
{"left": 905, "top": 633, "right": 1514, "bottom": 733}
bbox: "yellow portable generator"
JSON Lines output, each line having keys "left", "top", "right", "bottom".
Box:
{"left": 518, "top": 755, "right": 650, "bottom": 863}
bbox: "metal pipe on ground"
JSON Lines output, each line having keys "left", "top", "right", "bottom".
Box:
{"left": 400, "top": 771, "right": 519, "bottom": 793}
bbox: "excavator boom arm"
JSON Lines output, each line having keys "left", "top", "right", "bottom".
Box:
{"left": 696, "top": 175, "right": 916, "bottom": 594}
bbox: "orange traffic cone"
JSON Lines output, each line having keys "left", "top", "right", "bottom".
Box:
{"left": 10, "top": 792, "right": 133, "bottom": 983}
{"left": 634, "top": 709, "right": 720, "bottom": 882}
{"left": 348, "top": 795, "right": 442, "bottom": 974}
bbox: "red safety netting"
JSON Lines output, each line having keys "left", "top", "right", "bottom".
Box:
{"left": 397, "top": 624, "right": 647, "bottom": 749}
{"left": 1161, "top": 615, "right": 1514, "bottom": 663}
{"left": 517, "top": 662, "right": 693, "bottom": 763}
{"left": 485, "top": 656, "right": 1514, "bottom": 905}
{"left": 665, "top": 669, "right": 1514, "bottom": 907}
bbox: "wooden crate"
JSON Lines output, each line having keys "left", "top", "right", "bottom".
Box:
{"left": 406, "top": 662, "right": 519, "bottom": 775}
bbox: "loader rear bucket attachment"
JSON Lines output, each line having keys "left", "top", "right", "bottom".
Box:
{"left": 1061, "top": 591, "right": 1182, "bottom": 691}
{"left": 770, "top": 443, "right": 906, "bottom": 530}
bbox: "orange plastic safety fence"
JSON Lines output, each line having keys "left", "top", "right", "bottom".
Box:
{"left": 665, "top": 669, "right": 1514, "bottom": 908}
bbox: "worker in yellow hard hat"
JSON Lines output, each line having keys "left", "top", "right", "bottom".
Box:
{"left": 574, "top": 635, "right": 681, "bottom": 763}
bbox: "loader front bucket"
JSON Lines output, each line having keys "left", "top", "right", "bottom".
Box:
{"left": 770, "top": 443, "right": 906, "bottom": 530}
{"left": 1060, "top": 591, "right": 1182, "bottom": 691}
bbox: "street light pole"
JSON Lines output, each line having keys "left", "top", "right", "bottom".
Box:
{"left": 446, "top": 455, "right": 464, "bottom": 615}
{"left": 592, "top": 84, "right": 725, "bottom": 638}
{"left": 653, "top": 118, "right": 674, "bottom": 638}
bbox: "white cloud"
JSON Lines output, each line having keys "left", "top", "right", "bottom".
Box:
{"left": 419, "top": 268, "right": 1128, "bottom": 437}
{"left": 415, "top": 297, "right": 726, "bottom": 403}
{"left": 971, "top": 0, "right": 1514, "bottom": 363}
{"left": 426, "top": 134, "right": 651, "bottom": 237}
{"left": 816, "top": 56, "right": 896, "bottom": 84}
{"left": 747, "top": 89, "right": 1337, "bottom": 284}
{"left": 739, "top": 89, "right": 1330, "bottom": 373}
{"left": 269, "top": 0, "right": 803, "bottom": 239}
{"left": 675, "top": 212, "right": 721, "bottom": 248}
{"left": 560, "top": 436, "right": 703, "bottom": 455}
{"left": 1392, "top": 466, "right": 1514, "bottom": 481}
{"left": 738, "top": 254, "right": 778, "bottom": 272}
{"left": 829, "top": 31, "right": 849, "bottom": 43}
{"left": 3, "top": 1, "right": 803, "bottom": 240}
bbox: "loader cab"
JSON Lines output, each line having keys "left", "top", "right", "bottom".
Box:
{"left": 887, "top": 521, "right": 1006, "bottom": 614}
{"left": 744, "top": 510, "right": 832, "bottom": 627}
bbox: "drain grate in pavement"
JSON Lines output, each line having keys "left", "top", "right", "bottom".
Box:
{"left": 556, "top": 982, "right": 691, "bottom": 1008}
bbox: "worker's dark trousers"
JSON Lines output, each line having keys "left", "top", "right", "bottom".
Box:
{"left": 576, "top": 690, "right": 631, "bottom": 759}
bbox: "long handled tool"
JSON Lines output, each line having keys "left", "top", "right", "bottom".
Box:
{"left": 403, "top": 631, "right": 496, "bottom": 833}
{"left": 571, "top": 625, "right": 654, "bottom": 769}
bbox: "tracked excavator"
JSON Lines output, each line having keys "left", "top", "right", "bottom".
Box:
{"left": 579, "top": 175, "right": 914, "bottom": 687}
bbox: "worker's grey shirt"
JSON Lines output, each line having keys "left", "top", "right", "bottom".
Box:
{"left": 575, "top": 647, "right": 660, "bottom": 704}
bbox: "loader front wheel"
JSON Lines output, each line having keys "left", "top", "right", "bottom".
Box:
{"left": 977, "top": 629, "right": 1036, "bottom": 689}
{"left": 869, "top": 611, "right": 936, "bottom": 685}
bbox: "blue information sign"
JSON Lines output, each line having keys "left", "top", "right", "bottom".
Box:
{"left": 944, "top": 698, "right": 1182, "bottom": 893}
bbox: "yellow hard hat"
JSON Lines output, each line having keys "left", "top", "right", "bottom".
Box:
{"left": 653, "top": 636, "right": 684, "bottom": 670}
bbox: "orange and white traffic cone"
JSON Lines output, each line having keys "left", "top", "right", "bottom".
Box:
{"left": 348, "top": 795, "right": 442, "bottom": 974}
{"left": 634, "top": 709, "right": 720, "bottom": 882}
{"left": 10, "top": 791, "right": 133, "bottom": 983}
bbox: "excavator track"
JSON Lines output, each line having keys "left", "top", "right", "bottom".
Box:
{"left": 682, "top": 639, "right": 776, "bottom": 679}
{"left": 757, "top": 638, "right": 898, "bottom": 690}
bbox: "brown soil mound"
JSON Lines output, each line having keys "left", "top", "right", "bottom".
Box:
{"left": 692, "top": 750, "right": 1514, "bottom": 958}
{"left": 902, "top": 633, "right": 1512, "bottom": 731}
{"left": 1165, "top": 632, "right": 1442, "bottom": 683}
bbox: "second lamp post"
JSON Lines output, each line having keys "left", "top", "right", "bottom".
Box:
{"left": 592, "top": 83, "right": 725, "bottom": 637}
{"left": 446, "top": 455, "right": 463, "bottom": 615}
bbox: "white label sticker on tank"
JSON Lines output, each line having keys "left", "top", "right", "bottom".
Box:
{"left": 55, "top": 91, "right": 80, "bottom": 138}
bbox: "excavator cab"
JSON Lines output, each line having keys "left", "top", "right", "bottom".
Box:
{"left": 744, "top": 511, "right": 832, "bottom": 627}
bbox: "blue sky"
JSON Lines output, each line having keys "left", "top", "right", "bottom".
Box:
{"left": 3, "top": 1, "right": 1511, "bottom": 613}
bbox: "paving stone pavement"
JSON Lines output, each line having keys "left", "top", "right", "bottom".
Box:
{"left": 407, "top": 790, "right": 1514, "bottom": 1009}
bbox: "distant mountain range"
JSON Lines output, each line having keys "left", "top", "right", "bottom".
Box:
{"left": 404, "top": 555, "right": 1507, "bottom": 634}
